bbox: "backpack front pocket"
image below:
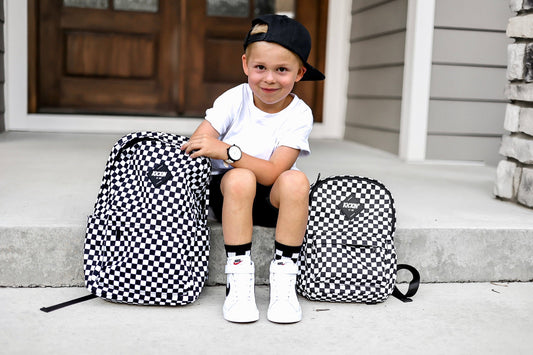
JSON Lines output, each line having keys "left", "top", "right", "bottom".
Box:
{"left": 89, "top": 212, "right": 198, "bottom": 305}
{"left": 309, "top": 236, "right": 391, "bottom": 302}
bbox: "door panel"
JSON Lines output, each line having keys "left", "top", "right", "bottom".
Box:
{"left": 35, "top": 0, "right": 178, "bottom": 115}
{"left": 30, "top": 0, "right": 327, "bottom": 120}
{"left": 179, "top": 0, "right": 251, "bottom": 116}
{"left": 204, "top": 39, "right": 247, "bottom": 83}
{"left": 65, "top": 32, "right": 156, "bottom": 78}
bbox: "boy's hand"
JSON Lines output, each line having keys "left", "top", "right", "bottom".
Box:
{"left": 181, "top": 135, "right": 229, "bottom": 160}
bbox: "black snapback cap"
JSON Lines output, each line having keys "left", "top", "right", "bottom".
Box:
{"left": 243, "top": 14, "right": 325, "bottom": 81}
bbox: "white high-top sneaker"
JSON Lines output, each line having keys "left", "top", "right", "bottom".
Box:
{"left": 223, "top": 255, "right": 259, "bottom": 323}
{"left": 267, "top": 259, "right": 302, "bottom": 323}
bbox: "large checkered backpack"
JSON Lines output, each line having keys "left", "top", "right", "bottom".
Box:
{"left": 297, "top": 175, "right": 419, "bottom": 303}
{"left": 83, "top": 131, "right": 211, "bottom": 306}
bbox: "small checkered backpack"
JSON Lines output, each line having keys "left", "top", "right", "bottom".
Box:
{"left": 297, "top": 175, "right": 419, "bottom": 303}
{"left": 83, "top": 131, "right": 211, "bottom": 306}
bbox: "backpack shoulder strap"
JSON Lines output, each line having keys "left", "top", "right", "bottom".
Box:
{"left": 40, "top": 294, "right": 97, "bottom": 313}
{"left": 392, "top": 264, "right": 421, "bottom": 302}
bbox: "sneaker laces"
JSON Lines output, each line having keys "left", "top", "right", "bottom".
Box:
{"left": 230, "top": 272, "right": 255, "bottom": 302}
{"left": 270, "top": 264, "right": 297, "bottom": 302}
{"left": 226, "top": 257, "right": 255, "bottom": 304}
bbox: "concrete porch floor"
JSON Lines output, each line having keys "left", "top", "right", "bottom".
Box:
{"left": 3, "top": 130, "right": 532, "bottom": 230}
{"left": 1, "top": 131, "right": 533, "bottom": 285}
{"left": 1, "top": 283, "right": 533, "bottom": 354}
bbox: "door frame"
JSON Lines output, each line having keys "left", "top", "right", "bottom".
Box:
{"left": 5, "top": 0, "right": 350, "bottom": 138}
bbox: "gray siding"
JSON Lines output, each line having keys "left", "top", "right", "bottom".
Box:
{"left": 345, "top": 0, "right": 407, "bottom": 154}
{"left": 427, "top": 0, "right": 512, "bottom": 165}
{"left": 346, "top": 0, "right": 512, "bottom": 165}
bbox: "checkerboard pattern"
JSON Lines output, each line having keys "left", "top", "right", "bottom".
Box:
{"left": 84, "top": 132, "right": 211, "bottom": 305}
{"left": 297, "top": 175, "right": 397, "bottom": 303}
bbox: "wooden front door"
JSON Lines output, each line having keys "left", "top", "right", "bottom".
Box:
{"left": 29, "top": 0, "right": 327, "bottom": 120}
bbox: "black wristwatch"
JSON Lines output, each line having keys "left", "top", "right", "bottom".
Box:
{"left": 224, "top": 144, "right": 242, "bottom": 165}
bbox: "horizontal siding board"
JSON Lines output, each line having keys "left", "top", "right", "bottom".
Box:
{"left": 0, "top": 84, "right": 4, "bottom": 115}
{"left": 434, "top": 0, "right": 512, "bottom": 30}
{"left": 352, "top": 0, "right": 393, "bottom": 13}
{"left": 430, "top": 65, "right": 507, "bottom": 101}
{"left": 432, "top": 29, "right": 510, "bottom": 66}
{"left": 350, "top": 31, "right": 406, "bottom": 68}
{"left": 0, "top": 54, "right": 4, "bottom": 83}
{"left": 351, "top": 0, "right": 407, "bottom": 40}
{"left": 346, "top": 98, "right": 401, "bottom": 131}
{"left": 348, "top": 66, "right": 404, "bottom": 97}
{"left": 0, "top": 23, "right": 4, "bottom": 52}
{"left": 426, "top": 135, "right": 502, "bottom": 166}
{"left": 344, "top": 125, "right": 400, "bottom": 154}
{"left": 428, "top": 100, "right": 506, "bottom": 135}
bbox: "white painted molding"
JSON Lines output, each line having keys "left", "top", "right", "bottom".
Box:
{"left": 399, "top": 0, "right": 435, "bottom": 161}
{"left": 4, "top": 0, "right": 348, "bottom": 138}
{"left": 5, "top": 0, "right": 28, "bottom": 131}
{"left": 313, "top": 0, "right": 351, "bottom": 139}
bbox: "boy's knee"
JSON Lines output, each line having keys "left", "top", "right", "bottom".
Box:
{"left": 221, "top": 168, "right": 256, "bottom": 197}
{"left": 278, "top": 170, "right": 310, "bottom": 197}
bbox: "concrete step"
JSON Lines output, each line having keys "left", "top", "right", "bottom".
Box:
{"left": 4, "top": 221, "right": 532, "bottom": 286}
{"left": 1, "top": 132, "right": 533, "bottom": 286}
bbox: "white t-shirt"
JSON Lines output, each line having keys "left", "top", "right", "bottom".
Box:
{"left": 206, "top": 83, "right": 313, "bottom": 175}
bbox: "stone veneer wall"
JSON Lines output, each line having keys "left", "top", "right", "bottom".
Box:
{"left": 494, "top": 0, "right": 533, "bottom": 208}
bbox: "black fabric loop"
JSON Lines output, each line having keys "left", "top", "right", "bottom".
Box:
{"left": 392, "top": 264, "right": 421, "bottom": 303}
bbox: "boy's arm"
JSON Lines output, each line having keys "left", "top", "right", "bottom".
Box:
{"left": 183, "top": 120, "right": 301, "bottom": 186}
{"left": 189, "top": 119, "right": 219, "bottom": 140}
{"left": 182, "top": 120, "right": 231, "bottom": 160}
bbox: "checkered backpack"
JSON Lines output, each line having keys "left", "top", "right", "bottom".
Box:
{"left": 297, "top": 175, "right": 419, "bottom": 303}
{"left": 83, "top": 131, "right": 211, "bottom": 306}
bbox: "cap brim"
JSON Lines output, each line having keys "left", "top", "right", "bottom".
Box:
{"left": 301, "top": 63, "right": 325, "bottom": 81}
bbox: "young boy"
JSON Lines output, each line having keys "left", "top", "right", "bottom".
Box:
{"left": 181, "top": 14, "right": 324, "bottom": 323}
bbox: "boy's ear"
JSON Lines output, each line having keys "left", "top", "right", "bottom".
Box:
{"left": 242, "top": 54, "right": 249, "bottom": 76}
{"left": 295, "top": 66, "right": 307, "bottom": 82}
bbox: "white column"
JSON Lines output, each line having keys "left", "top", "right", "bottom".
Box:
{"left": 399, "top": 0, "right": 436, "bottom": 161}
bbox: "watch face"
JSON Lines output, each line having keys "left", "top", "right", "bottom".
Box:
{"left": 229, "top": 145, "right": 242, "bottom": 161}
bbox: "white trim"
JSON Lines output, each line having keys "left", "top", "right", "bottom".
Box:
{"left": 22, "top": 114, "right": 204, "bottom": 134}
{"left": 4, "top": 0, "right": 347, "bottom": 138}
{"left": 313, "top": 0, "right": 350, "bottom": 139}
{"left": 4, "top": 0, "right": 27, "bottom": 132}
{"left": 399, "top": 0, "right": 435, "bottom": 161}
